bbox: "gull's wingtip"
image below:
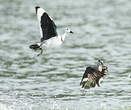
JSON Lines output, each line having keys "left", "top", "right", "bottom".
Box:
{"left": 35, "top": 6, "right": 40, "bottom": 14}
{"left": 35, "top": 6, "right": 40, "bottom": 9}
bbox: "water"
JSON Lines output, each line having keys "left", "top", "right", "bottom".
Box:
{"left": 0, "top": 0, "right": 131, "bottom": 110}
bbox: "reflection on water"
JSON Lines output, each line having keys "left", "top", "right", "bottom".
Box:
{"left": 0, "top": 0, "right": 131, "bottom": 110}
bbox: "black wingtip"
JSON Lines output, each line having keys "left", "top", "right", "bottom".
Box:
{"left": 35, "top": 6, "right": 40, "bottom": 14}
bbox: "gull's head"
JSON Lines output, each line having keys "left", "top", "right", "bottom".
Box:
{"left": 97, "top": 60, "right": 104, "bottom": 72}
{"left": 65, "top": 27, "right": 74, "bottom": 34}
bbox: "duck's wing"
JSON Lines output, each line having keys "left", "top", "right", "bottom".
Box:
{"left": 102, "top": 66, "right": 108, "bottom": 75}
{"left": 80, "top": 67, "right": 97, "bottom": 85}
{"left": 35, "top": 6, "right": 58, "bottom": 42}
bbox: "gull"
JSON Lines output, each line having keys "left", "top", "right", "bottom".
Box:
{"left": 29, "top": 6, "right": 73, "bottom": 56}
{"left": 80, "top": 60, "right": 108, "bottom": 89}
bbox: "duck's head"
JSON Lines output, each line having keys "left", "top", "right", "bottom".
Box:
{"left": 97, "top": 60, "right": 104, "bottom": 72}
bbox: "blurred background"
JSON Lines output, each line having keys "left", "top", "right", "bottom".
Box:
{"left": 0, "top": 0, "right": 131, "bottom": 110}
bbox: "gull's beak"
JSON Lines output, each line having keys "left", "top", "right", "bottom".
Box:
{"left": 70, "top": 31, "right": 74, "bottom": 34}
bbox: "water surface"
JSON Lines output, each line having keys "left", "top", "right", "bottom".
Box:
{"left": 0, "top": 0, "right": 131, "bottom": 110}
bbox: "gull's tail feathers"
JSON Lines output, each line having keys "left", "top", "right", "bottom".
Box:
{"left": 29, "top": 43, "right": 41, "bottom": 51}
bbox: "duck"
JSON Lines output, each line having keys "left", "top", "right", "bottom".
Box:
{"left": 80, "top": 60, "right": 108, "bottom": 89}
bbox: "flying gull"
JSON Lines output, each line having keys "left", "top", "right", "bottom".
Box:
{"left": 29, "top": 6, "right": 73, "bottom": 56}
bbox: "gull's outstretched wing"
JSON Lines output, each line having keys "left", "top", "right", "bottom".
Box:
{"left": 35, "top": 6, "right": 58, "bottom": 42}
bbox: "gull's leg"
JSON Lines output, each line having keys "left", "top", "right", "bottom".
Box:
{"left": 37, "top": 48, "right": 43, "bottom": 56}
{"left": 37, "top": 42, "right": 44, "bottom": 56}
{"left": 37, "top": 41, "right": 47, "bottom": 56}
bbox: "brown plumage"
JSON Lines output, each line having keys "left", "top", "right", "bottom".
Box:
{"left": 80, "top": 60, "right": 108, "bottom": 89}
